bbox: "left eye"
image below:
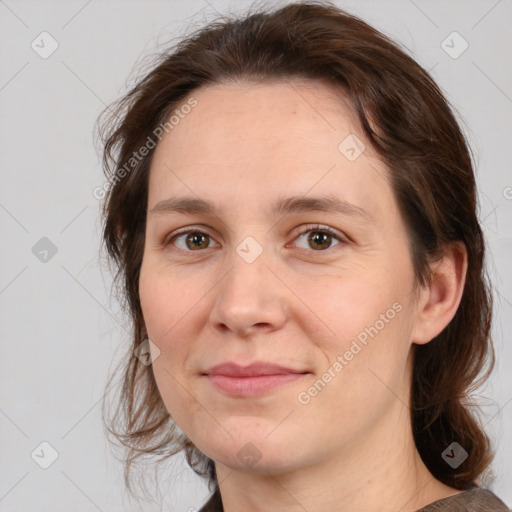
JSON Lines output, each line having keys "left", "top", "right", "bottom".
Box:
{"left": 292, "top": 226, "right": 344, "bottom": 251}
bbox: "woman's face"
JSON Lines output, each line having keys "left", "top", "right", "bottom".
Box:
{"left": 139, "top": 79, "right": 421, "bottom": 474}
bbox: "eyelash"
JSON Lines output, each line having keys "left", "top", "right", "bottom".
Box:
{"left": 164, "top": 224, "right": 347, "bottom": 254}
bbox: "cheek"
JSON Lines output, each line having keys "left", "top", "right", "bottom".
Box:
{"left": 295, "top": 300, "right": 412, "bottom": 445}
{"left": 139, "top": 260, "right": 201, "bottom": 343}
{"left": 321, "top": 270, "right": 414, "bottom": 411}
{"left": 297, "top": 261, "right": 415, "bottom": 416}
{"left": 297, "top": 266, "right": 409, "bottom": 354}
{"left": 139, "top": 261, "right": 209, "bottom": 419}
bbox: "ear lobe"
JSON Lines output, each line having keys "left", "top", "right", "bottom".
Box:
{"left": 411, "top": 241, "right": 468, "bottom": 345}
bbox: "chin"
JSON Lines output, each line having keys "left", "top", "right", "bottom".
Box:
{"left": 192, "top": 426, "right": 307, "bottom": 476}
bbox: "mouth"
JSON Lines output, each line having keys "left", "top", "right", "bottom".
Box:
{"left": 202, "top": 362, "right": 310, "bottom": 397}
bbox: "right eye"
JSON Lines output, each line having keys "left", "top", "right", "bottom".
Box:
{"left": 167, "top": 230, "right": 220, "bottom": 252}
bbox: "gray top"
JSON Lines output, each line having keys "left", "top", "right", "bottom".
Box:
{"left": 198, "top": 487, "right": 510, "bottom": 512}
{"left": 416, "top": 488, "right": 510, "bottom": 511}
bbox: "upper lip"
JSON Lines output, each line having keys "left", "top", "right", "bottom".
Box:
{"left": 204, "top": 362, "right": 308, "bottom": 377}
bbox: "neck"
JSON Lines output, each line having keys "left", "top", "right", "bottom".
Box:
{"left": 214, "top": 400, "right": 460, "bottom": 512}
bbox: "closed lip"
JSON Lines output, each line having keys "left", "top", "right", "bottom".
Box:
{"left": 203, "top": 362, "right": 308, "bottom": 377}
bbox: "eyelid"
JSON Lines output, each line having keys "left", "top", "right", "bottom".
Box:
{"left": 164, "top": 225, "right": 220, "bottom": 248}
{"left": 289, "top": 223, "right": 348, "bottom": 248}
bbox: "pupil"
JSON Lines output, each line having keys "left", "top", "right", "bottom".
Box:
{"left": 309, "top": 231, "right": 330, "bottom": 250}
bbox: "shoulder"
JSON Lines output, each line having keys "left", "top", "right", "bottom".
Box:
{"left": 197, "top": 487, "right": 510, "bottom": 512}
{"left": 416, "top": 488, "right": 510, "bottom": 512}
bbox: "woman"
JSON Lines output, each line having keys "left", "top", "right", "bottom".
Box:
{"left": 98, "top": 2, "right": 509, "bottom": 510}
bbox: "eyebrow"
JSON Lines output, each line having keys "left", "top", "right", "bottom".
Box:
{"left": 148, "top": 194, "right": 371, "bottom": 221}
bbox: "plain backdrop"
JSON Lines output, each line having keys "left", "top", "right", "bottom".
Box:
{"left": 1, "top": 0, "right": 511, "bottom": 511}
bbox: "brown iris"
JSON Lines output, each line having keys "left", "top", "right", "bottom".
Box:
{"left": 185, "top": 232, "right": 209, "bottom": 250}
{"left": 308, "top": 231, "right": 332, "bottom": 250}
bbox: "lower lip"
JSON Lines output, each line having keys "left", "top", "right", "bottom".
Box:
{"left": 206, "top": 373, "right": 306, "bottom": 397}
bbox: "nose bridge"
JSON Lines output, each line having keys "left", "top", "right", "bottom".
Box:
{"left": 210, "top": 237, "right": 288, "bottom": 335}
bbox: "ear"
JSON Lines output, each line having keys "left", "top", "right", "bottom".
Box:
{"left": 411, "top": 241, "right": 468, "bottom": 345}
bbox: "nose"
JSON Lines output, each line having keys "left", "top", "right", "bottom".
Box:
{"left": 209, "top": 247, "right": 289, "bottom": 338}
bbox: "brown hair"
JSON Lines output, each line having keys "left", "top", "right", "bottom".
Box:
{"left": 98, "top": 0, "right": 495, "bottom": 499}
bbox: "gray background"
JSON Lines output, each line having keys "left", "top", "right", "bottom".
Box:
{"left": 1, "top": 0, "right": 511, "bottom": 510}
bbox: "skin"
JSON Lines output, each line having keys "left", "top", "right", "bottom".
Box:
{"left": 139, "top": 79, "right": 468, "bottom": 512}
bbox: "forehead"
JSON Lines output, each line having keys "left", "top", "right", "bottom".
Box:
{"left": 158, "top": 79, "right": 362, "bottom": 162}
{"left": 148, "top": 79, "right": 394, "bottom": 221}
